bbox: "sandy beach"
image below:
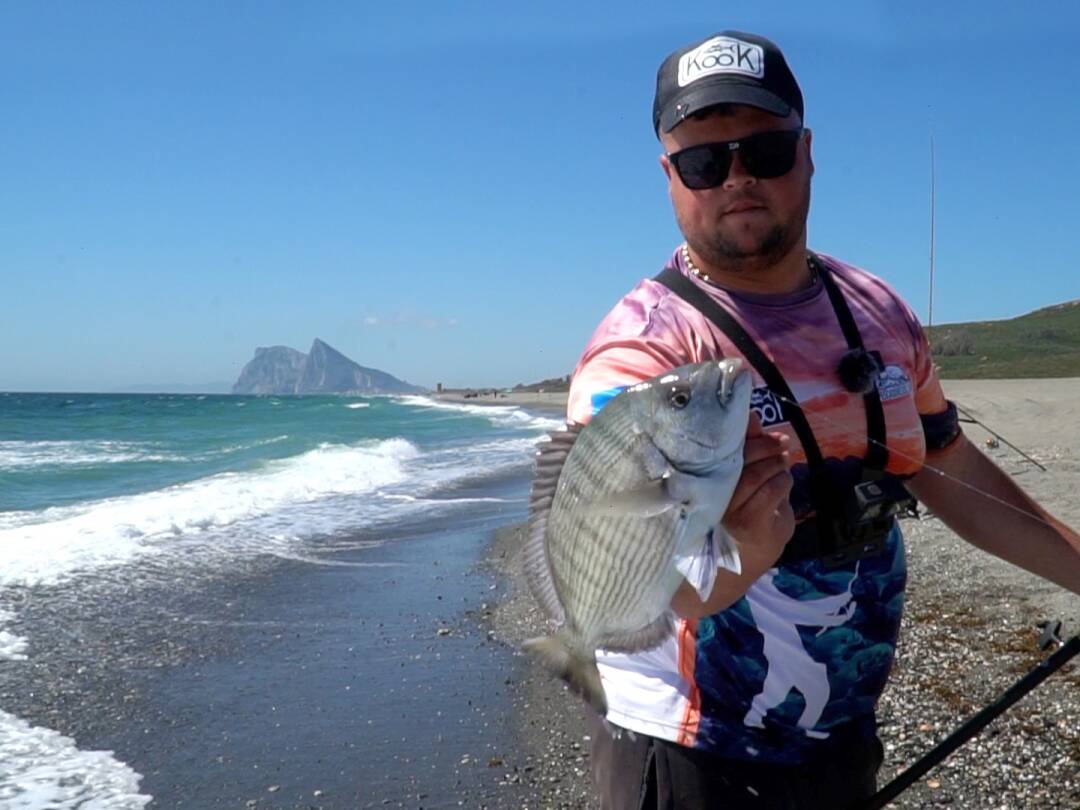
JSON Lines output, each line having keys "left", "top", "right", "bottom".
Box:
{"left": 433, "top": 391, "right": 570, "bottom": 415}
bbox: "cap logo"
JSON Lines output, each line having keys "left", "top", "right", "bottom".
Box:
{"left": 678, "top": 36, "right": 765, "bottom": 88}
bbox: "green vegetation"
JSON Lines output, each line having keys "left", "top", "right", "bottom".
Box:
{"left": 926, "top": 300, "right": 1080, "bottom": 379}
{"left": 513, "top": 375, "right": 572, "bottom": 393}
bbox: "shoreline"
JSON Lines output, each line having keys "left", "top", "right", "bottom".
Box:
{"left": 1, "top": 492, "right": 551, "bottom": 809}
{"left": 477, "top": 522, "right": 595, "bottom": 807}
{"left": 431, "top": 391, "right": 568, "bottom": 416}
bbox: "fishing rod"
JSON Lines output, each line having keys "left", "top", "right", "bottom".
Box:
{"left": 767, "top": 391, "right": 1059, "bottom": 532}
{"left": 854, "top": 621, "right": 1080, "bottom": 810}
{"left": 955, "top": 404, "right": 1047, "bottom": 472}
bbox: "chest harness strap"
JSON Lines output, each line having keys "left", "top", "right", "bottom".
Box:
{"left": 653, "top": 255, "right": 892, "bottom": 566}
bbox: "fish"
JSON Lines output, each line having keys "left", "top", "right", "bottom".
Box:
{"left": 523, "top": 359, "right": 751, "bottom": 715}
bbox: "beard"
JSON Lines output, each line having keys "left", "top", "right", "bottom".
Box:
{"left": 681, "top": 176, "right": 811, "bottom": 275}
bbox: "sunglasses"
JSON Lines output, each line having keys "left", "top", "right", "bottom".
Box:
{"left": 668, "top": 128, "right": 804, "bottom": 190}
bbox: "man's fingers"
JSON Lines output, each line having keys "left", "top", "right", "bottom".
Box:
{"left": 743, "top": 433, "right": 790, "bottom": 466}
{"left": 727, "top": 470, "right": 795, "bottom": 532}
{"left": 740, "top": 469, "right": 795, "bottom": 515}
{"left": 726, "top": 456, "right": 791, "bottom": 514}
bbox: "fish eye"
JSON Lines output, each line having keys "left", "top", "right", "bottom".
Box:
{"left": 669, "top": 386, "right": 691, "bottom": 409}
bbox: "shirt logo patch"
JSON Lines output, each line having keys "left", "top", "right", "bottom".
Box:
{"left": 678, "top": 36, "right": 765, "bottom": 88}
{"left": 876, "top": 365, "right": 913, "bottom": 402}
{"left": 751, "top": 386, "right": 788, "bottom": 427}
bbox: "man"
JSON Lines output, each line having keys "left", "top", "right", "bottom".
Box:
{"left": 565, "top": 30, "right": 1080, "bottom": 809}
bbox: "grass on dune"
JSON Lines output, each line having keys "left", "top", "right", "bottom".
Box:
{"left": 926, "top": 299, "right": 1080, "bottom": 379}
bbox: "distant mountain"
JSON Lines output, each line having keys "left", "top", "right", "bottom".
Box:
{"left": 233, "top": 339, "right": 424, "bottom": 395}
{"left": 232, "top": 346, "right": 307, "bottom": 395}
{"left": 926, "top": 299, "right": 1080, "bottom": 378}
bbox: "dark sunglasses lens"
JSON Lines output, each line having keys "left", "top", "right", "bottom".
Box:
{"left": 673, "top": 145, "right": 731, "bottom": 190}
{"left": 739, "top": 130, "right": 801, "bottom": 179}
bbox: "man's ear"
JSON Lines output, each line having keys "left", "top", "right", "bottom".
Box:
{"left": 804, "top": 128, "right": 814, "bottom": 178}
{"left": 659, "top": 153, "right": 673, "bottom": 180}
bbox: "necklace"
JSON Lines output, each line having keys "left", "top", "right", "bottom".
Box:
{"left": 681, "top": 243, "right": 712, "bottom": 282}
{"left": 680, "top": 243, "right": 818, "bottom": 288}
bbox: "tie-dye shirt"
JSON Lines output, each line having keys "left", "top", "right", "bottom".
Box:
{"left": 567, "top": 247, "right": 955, "bottom": 763}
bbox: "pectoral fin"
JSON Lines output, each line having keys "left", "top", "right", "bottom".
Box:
{"left": 713, "top": 527, "right": 742, "bottom": 576}
{"left": 675, "top": 527, "right": 742, "bottom": 601}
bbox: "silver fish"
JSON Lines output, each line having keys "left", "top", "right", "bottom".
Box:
{"left": 523, "top": 359, "right": 751, "bottom": 714}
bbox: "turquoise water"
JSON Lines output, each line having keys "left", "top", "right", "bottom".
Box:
{"left": 0, "top": 392, "right": 562, "bottom": 587}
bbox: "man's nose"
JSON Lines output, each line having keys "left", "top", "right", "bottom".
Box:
{"left": 722, "top": 150, "right": 757, "bottom": 190}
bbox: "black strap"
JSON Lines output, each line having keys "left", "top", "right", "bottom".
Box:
{"left": 652, "top": 266, "right": 827, "bottom": 472}
{"left": 653, "top": 259, "right": 890, "bottom": 560}
{"left": 816, "top": 259, "right": 889, "bottom": 470}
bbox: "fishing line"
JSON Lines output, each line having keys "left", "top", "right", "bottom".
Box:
{"left": 767, "top": 391, "right": 1064, "bottom": 532}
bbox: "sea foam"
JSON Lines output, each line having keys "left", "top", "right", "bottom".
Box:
{"left": 0, "top": 440, "right": 181, "bottom": 470}
{"left": 397, "top": 395, "right": 565, "bottom": 432}
{"left": 0, "top": 438, "right": 420, "bottom": 587}
{"left": 0, "top": 711, "right": 151, "bottom": 809}
{"left": 0, "top": 608, "right": 28, "bottom": 662}
{"left": 0, "top": 436, "right": 291, "bottom": 470}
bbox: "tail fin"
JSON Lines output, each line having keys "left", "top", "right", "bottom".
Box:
{"left": 522, "top": 634, "right": 607, "bottom": 715}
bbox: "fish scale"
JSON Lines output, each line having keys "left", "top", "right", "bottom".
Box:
{"left": 556, "top": 424, "right": 667, "bottom": 629}
{"left": 523, "top": 360, "right": 750, "bottom": 714}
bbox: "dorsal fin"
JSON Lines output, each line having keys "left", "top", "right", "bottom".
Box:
{"left": 523, "top": 424, "right": 582, "bottom": 623}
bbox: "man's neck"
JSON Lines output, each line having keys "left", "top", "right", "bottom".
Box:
{"left": 685, "top": 241, "right": 814, "bottom": 295}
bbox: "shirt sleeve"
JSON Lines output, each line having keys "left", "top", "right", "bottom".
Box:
{"left": 567, "top": 283, "right": 703, "bottom": 425}
{"left": 567, "top": 337, "right": 690, "bottom": 425}
{"left": 898, "top": 298, "right": 963, "bottom": 451}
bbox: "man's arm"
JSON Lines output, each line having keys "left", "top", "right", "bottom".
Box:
{"left": 906, "top": 434, "right": 1080, "bottom": 595}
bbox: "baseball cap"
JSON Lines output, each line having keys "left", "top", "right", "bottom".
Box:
{"left": 652, "top": 31, "right": 804, "bottom": 135}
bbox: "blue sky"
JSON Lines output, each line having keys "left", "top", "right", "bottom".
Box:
{"left": 3, "top": 2, "right": 1079, "bottom": 391}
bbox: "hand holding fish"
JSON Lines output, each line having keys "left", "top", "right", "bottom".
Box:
{"left": 721, "top": 413, "right": 795, "bottom": 574}
{"left": 671, "top": 413, "right": 796, "bottom": 619}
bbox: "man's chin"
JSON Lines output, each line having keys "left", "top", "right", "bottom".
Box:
{"left": 711, "top": 243, "right": 781, "bottom": 269}
{"left": 704, "top": 227, "right": 795, "bottom": 271}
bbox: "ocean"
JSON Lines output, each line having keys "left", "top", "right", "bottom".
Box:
{"left": 0, "top": 392, "right": 564, "bottom": 808}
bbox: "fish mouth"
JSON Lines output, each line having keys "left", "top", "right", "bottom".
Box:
{"left": 717, "top": 359, "right": 746, "bottom": 404}
{"left": 683, "top": 435, "right": 721, "bottom": 451}
{"left": 663, "top": 436, "right": 743, "bottom": 476}
{"left": 673, "top": 438, "right": 742, "bottom": 465}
